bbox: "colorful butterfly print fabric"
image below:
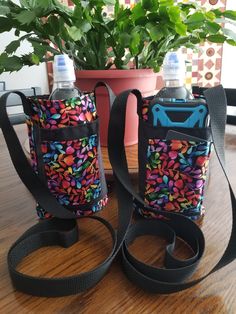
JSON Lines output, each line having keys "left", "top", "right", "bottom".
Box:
{"left": 143, "top": 139, "right": 212, "bottom": 219}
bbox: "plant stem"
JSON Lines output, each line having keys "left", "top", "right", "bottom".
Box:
{"left": 101, "top": 24, "right": 120, "bottom": 67}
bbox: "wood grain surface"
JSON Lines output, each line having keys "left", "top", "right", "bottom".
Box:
{"left": 0, "top": 124, "right": 236, "bottom": 314}
{"left": 101, "top": 144, "right": 138, "bottom": 174}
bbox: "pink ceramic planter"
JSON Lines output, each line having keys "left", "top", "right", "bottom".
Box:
{"left": 76, "top": 69, "right": 163, "bottom": 146}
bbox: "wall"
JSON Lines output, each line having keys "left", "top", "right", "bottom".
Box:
{"left": 0, "top": 0, "right": 49, "bottom": 94}
{"left": 221, "top": 0, "right": 236, "bottom": 88}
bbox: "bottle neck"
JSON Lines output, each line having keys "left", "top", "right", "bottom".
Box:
{"left": 164, "top": 79, "right": 184, "bottom": 88}
{"left": 54, "top": 81, "right": 75, "bottom": 89}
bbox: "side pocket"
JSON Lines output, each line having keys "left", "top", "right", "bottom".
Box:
{"left": 33, "top": 121, "right": 108, "bottom": 218}
{"left": 143, "top": 139, "right": 212, "bottom": 220}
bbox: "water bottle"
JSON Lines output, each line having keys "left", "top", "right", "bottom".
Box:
{"left": 149, "top": 50, "right": 209, "bottom": 128}
{"left": 156, "top": 51, "right": 193, "bottom": 100}
{"left": 49, "top": 54, "right": 81, "bottom": 100}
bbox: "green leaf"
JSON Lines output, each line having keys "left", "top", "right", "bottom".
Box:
{"left": 119, "top": 33, "right": 131, "bottom": 47}
{"left": 226, "top": 39, "right": 236, "bottom": 46}
{"left": 19, "top": 0, "right": 31, "bottom": 8}
{"left": 160, "top": 0, "right": 174, "bottom": 5}
{"left": 20, "top": 0, "right": 54, "bottom": 14}
{"left": 0, "top": 17, "right": 13, "bottom": 32}
{"left": 134, "top": 16, "right": 148, "bottom": 26}
{"left": 15, "top": 29, "right": 20, "bottom": 37}
{"left": 47, "top": 15, "right": 60, "bottom": 35}
{"left": 14, "top": 10, "right": 36, "bottom": 25}
{"left": 159, "top": 3, "right": 168, "bottom": 18}
{"left": 179, "top": 3, "right": 197, "bottom": 14}
{"left": 146, "top": 23, "right": 164, "bottom": 41}
{"left": 186, "top": 12, "right": 205, "bottom": 25}
{"left": 114, "top": 0, "right": 120, "bottom": 17}
{"left": 141, "top": 0, "right": 158, "bottom": 11}
{"left": 175, "top": 22, "right": 187, "bottom": 36}
{"left": 130, "top": 32, "right": 140, "bottom": 55}
{"left": 131, "top": 2, "right": 145, "bottom": 22}
{"left": 147, "top": 12, "right": 160, "bottom": 22}
{"left": 148, "top": 60, "right": 161, "bottom": 73}
{"left": 30, "top": 41, "right": 48, "bottom": 58}
{"left": 190, "top": 35, "right": 201, "bottom": 44}
{"left": 31, "top": 53, "right": 40, "bottom": 65}
{"left": 223, "top": 10, "right": 236, "bottom": 21}
{"left": 80, "top": 21, "right": 92, "bottom": 33}
{"left": 205, "top": 11, "right": 215, "bottom": 21}
{"left": 207, "top": 34, "right": 227, "bottom": 43}
{"left": 168, "top": 6, "right": 181, "bottom": 23}
{"left": 21, "top": 53, "right": 37, "bottom": 66}
{"left": 205, "top": 21, "right": 221, "bottom": 34}
{"left": 67, "top": 26, "right": 83, "bottom": 41}
{"left": 0, "top": 53, "right": 23, "bottom": 72}
{"left": 0, "top": 4, "right": 10, "bottom": 15}
{"left": 5, "top": 40, "right": 21, "bottom": 54}
{"left": 211, "top": 9, "right": 222, "bottom": 18}
{"left": 36, "top": 0, "right": 53, "bottom": 9}
{"left": 73, "top": 4, "right": 83, "bottom": 20}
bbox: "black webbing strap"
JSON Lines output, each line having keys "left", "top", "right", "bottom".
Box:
{"left": 108, "top": 85, "right": 236, "bottom": 293}
{"left": 94, "top": 81, "right": 116, "bottom": 108}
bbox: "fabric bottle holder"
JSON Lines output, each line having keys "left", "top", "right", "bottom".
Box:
{"left": 25, "top": 94, "right": 108, "bottom": 219}
{"left": 137, "top": 121, "right": 212, "bottom": 220}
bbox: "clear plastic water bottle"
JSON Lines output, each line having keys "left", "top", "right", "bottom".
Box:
{"left": 156, "top": 51, "right": 193, "bottom": 100}
{"left": 49, "top": 54, "right": 81, "bottom": 100}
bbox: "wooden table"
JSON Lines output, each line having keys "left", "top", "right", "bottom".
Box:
{"left": 101, "top": 143, "right": 138, "bottom": 176}
{"left": 0, "top": 124, "right": 236, "bottom": 314}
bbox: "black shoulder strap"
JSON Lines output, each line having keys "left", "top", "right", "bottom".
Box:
{"left": 108, "top": 85, "right": 236, "bottom": 293}
{"left": 94, "top": 81, "right": 116, "bottom": 110}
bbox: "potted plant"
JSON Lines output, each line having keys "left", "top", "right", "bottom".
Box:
{"left": 0, "top": 0, "right": 236, "bottom": 145}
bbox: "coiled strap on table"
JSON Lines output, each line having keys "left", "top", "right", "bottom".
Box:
{"left": 108, "top": 85, "right": 236, "bottom": 293}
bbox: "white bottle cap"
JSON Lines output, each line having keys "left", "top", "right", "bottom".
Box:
{"left": 53, "top": 54, "right": 76, "bottom": 83}
{"left": 162, "top": 51, "right": 186, "bottom": 81}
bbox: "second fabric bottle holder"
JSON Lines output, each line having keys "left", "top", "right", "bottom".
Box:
{"left": 136, "top": 95, "right": 212, "bottom": 221}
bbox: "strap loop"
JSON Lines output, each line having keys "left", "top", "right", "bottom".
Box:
{"left": 8, "top": 216, "right": 117, "bottom": 297}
